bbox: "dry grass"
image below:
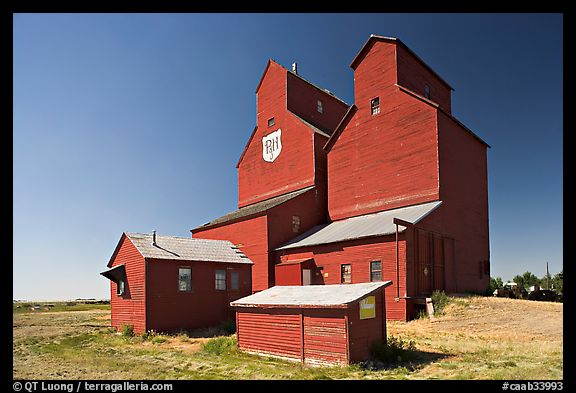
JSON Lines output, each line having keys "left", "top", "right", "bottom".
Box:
{"left": 13, "top": 296, "right": 562, "bottom": 380}
{"left": 388, "top": 296, "right": 563, "bottom": 379}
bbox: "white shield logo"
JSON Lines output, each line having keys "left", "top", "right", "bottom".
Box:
{"left": 262, "top": 129, "right": 282, "bottom": 162}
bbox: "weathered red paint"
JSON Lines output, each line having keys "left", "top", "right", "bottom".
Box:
{"left": 234, "top": 285, "right": 388, "bottom": 365}
{"left": 109, "top": 234, "right": 146, "bottom": 333}
{"left": 237, "top": 60, "right": 347, "bottom": 209}
{"left": 192, "top": 215, "right": 270, "bottom": 292}
{"left": 107, "top": 235, "right": 251, "bottom": 334}
{"left": 276, "top": 235, "right": 408, "bottom": 321}
{"left": 191, "top": 35, "right": 489, "bottom": 322}
{"left": 146, "top": 260, "right": 251, "bottom": 332}
{"left": 286, "top": 72, "right": 349, "bottom": 132}
{"left": 328, "top": 40, "right": 441, "bottom": 221}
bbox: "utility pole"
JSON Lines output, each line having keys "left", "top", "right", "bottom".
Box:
{"left": 546, "top": 261, "right": 550, "bottom": 290}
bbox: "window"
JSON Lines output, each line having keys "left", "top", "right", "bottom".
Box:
{"left": 370, "top": 260, "right": 382, "bottom": 282}
{"left": 370, "top": 97, "right": 380, "bottom": 116}
{"left": 341, "top": 264, "right": 351, "bottom": 284}
{"left": 116, "top": 280, "right": 125, "bottom": 296}
{"left": 292, "top": 215, "right": 301, "bottom": 233}
{"left": 178, "top": 267, "right": 192, "bottom": 292}
{"left": 268, "top": 117, "right": 275, "bottom": 127}
{"left": 231, "top": 271, "right": 239, "bottom": 290}
{"left": 317, "top": 99, "right": 323, "bottom": 113}
{"left": 215, "top": 269, "right": 226, "bottom": 290}
{"left": 424, "top": 84, "right": 431, "bottom": 99}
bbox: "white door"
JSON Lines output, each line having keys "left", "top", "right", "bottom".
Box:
{"left": 302, "top": 269, "right": 312, "bottom": 286}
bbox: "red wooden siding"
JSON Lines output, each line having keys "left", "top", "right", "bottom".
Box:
{"left": 109, "top": 234, "right": 146, "bottom": 333}
{"left": 328, "top": 43, "right": 440, "bottom": 220}
{"left": 146, "top": 260, "right": 251, "bottom": 332}
{"left": 266, "top": 187, "right": 327, "bottom": 251}
{"left": 236, "top": 308, "right": 303, "bottom": 361}
{"left": 286, "top": 72, "right": 349, "bottom": 132}
{"left": 347, "top": 292, "right": 386, "bottom": 363}
{"left": 239, "top": 62, "right": 319, "bottom": 208}
{"left": 417, "top": 110, "right": 490, "bottom": 293}
{"left": 303, "top": 310, "right": 348, "bottom": 366}
{"left": 275, "top": 263, "right": 302, "bottom": 286}
{"left": 192, "top": 215, "right": 269, "bottom": 292}
{"left": 396, "top": 44, "right": 452, "bottom": 113}
{"left": 276, "top": 235, "right": 408, "bottom": 321}
{"left": 235, "top": 290, "right": 388, "bottom": 365}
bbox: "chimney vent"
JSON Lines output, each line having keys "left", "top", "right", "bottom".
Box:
{"left": 152, "top": 230, "right": 157, "bottom": 246}
{"left": 292, "top": 62, "right": 298, "bottom": 74}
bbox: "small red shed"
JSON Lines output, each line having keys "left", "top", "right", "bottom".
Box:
{"left": 101, "top": 232, "right": 253, "bottom": 334}
{"left": 231, "top": 281, "right": 392, "bottom": 366}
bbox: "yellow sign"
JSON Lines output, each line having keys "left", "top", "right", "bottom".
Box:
{"left": 359, "top": 296, "right": 376, "bottom": 319}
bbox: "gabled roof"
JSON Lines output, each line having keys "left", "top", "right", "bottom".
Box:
{"left": 255, "top": 58, "right": 349, "bottom": 107}
{"left": 275, "top": 200, "right": 442, "bottom": 251}
{"left": 192, "top": 186, "right": 315, "bottom": 232}
{"left": 350, "top": 35, "right": 454, "bottom": 91}
{"left": 230, "top": 281, "right": 392, "bottom": 309}
{"left": 108, "top": 232, "right": 253, "bottom": 266}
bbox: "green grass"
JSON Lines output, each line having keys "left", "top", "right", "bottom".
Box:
{"left": 13, "top": 296, "right": 563, "bottom": 380}
{"left": 13, "top": 301, "right": 110, "bottom": 314}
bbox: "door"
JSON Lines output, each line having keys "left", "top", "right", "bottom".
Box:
{"left": 417, "top": 229, "right": 433, "bottom": 295}
{"left": 302, "top": 269, "right": 312, "bottom": 286}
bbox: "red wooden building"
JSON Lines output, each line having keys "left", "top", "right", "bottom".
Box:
{"left": 191, "top": 35, "right": 490, "bottom": 321}
{"left": 104, "top": 34, "right": 490, "bottom": 328}
{"left": 231, "top": 281, "right": 392, "bottom": 366}
{"left": 101, "top": 232, "right": 252, "bottom": 333}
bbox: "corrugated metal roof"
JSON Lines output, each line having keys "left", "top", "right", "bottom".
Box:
{"left": 275, "top": 200, "right": 442, "bottom": 251}
{"left": 192, "top": 186, "right": 315, "bottom": 231}
{"left": 125, "top": 232, "right": 253, "bottom": 264}
{"left": 231, "top": 282, "right": 392, "bottom": 308}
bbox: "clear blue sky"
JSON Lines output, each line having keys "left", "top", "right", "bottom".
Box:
{"left": 13, "top": 13, "right": 563, "bottom": 300}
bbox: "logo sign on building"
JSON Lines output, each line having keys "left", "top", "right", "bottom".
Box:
{"left": 262, "top": 129, "right": 282, "bottom": 162}
{"left": 359, "top": 296, "right": 376, "bottom": 319}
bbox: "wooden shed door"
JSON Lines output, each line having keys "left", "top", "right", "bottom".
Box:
{"left": 303, "top": 314, "right": 348, "bottom": 365}
{"left": 417, "top": 230, "right": 433, "bottom": 295}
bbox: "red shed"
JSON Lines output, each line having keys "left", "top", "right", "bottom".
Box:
{"left": 231, "top": 281, "right": 392, "bottom": 366}
{"left": 101, "top": 232, "right": 253, "bottom": 334}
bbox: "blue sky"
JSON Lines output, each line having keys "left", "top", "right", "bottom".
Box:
{"left": 13, "top": 13, "right": 563, "bottom": 300}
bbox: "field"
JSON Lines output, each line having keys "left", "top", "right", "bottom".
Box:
{"left": 13, "top": 296, "right": 563, "bottom": 380}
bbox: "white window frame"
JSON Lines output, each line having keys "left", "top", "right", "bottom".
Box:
{"left": 215, "top": 269, "right": 226, "bottom": 291}
{"left": 317, "top": 99, "right": 323, "bottom": 113}
{"left": 370, "top": 97, "right": 380, "bottom": 116}
{"left": 116, "top": 280, "right": 125, "bottom": 296}
{"left": 178, "top": 267, "right": 192, "bottom": 292}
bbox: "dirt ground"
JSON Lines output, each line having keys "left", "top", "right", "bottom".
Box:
{"left": 391, "top": 296, "right": 562, "bottom": 341}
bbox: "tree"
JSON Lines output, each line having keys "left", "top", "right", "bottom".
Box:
{"left": 486, "top": 276, "right": 503, "bottom": 295}
{"left": 513, "top": 271, "right": 541, "bottom": 290}
{"left": 551, "top": 270, "right": 563, "bottom": 293}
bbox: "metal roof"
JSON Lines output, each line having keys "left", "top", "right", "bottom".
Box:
{"left": 192, "top": 186, "right": 315, "bottom": 231}
{"left": 275, "top": 200, "right": 442, "bottom": 251}
{"left": 125, "top": 232, "right": 253, "bottom": 264}
{"left": 230, "top": 282, "right": 392, "bottom": 308}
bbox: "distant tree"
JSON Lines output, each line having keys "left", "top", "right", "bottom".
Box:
{"left": 513, "top": 271, "right": 541, "bottom": 290}
{"left": 486, "top": 276, "right": 504, "bottom": 295}
{"left": 551, "top": 271, "right": 563, "bottom": 293}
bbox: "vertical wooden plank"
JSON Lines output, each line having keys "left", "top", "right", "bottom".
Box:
{"left": 300, "top": 309, "right": 305, "bottom": 363}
